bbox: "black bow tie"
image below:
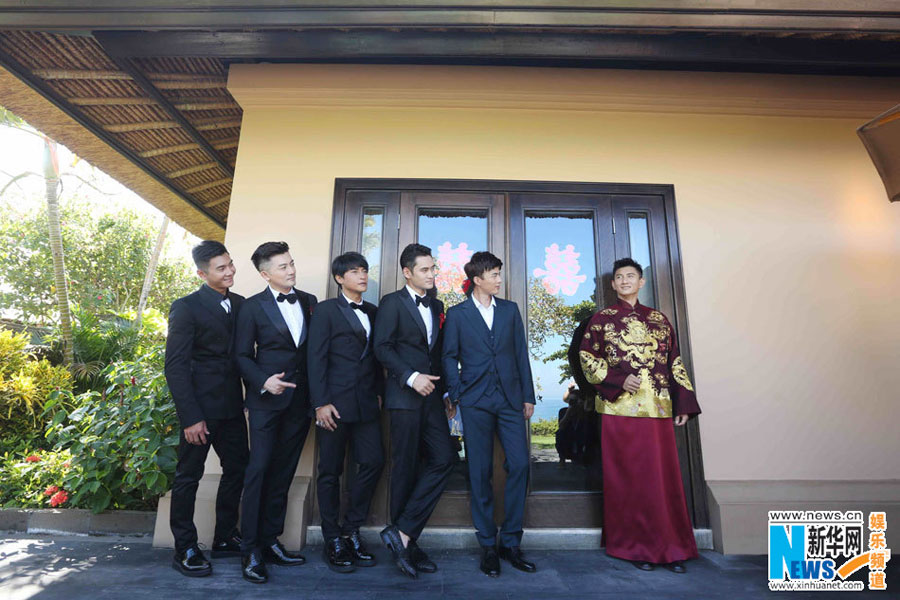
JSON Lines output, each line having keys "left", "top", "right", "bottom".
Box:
{"left": 277, "top": 292, "right": 298, "bottom": 304}
{"left": 349, "top": 302, "right": 364, "bottom": 311}
{"left": 415, "top": 295, "right": 431, "bottom": 308}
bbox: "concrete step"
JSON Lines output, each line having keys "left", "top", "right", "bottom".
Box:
{"left": 305, "top": 525, "right": 713, "bottom": 550}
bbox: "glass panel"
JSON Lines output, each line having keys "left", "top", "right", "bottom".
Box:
{"left": 360, "top": 207, "right": 384, "bottom": 305}
{"left": 627, "top": 213, "right": 657, "bottom": 308}
{"left": 417, "top": 206, "right": 489, "bottom": 491}
{"left": 525, "top": 212, "right": 601, "bottom": 492}
{"left": 417, "top": 207, "right": 488, "bottom": 309}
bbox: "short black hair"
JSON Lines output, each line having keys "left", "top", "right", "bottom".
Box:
{"left": 331, "top": 251, "right": 369, "bottom": 285}
{"left": 191, "top": 240, "right": 229, "bottom": 271}
{"left": 251, "top": 241, "right": 290, "bottom": 271}
{"left": 464, "top": 251, "right": 503, "bottom": 289}
{"left": 612, "top": 257, "right": 643, "bottom": 278}
{"left": 399, "top": 243, "right": 432, "bottom": 272}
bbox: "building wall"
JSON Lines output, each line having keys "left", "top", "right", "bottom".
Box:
{"left": 223, "top": 64, "right": 900, "bottom": 553}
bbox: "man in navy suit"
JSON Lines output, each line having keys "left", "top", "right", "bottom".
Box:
{"left": 308, "top": 252, "right": 384, "bottom": 573}
{"left": 165, "top": 240, "right": 248, "bottom": 577}
{"left": 373, "top": 243, "right": 457, "bottom": 579}
{"left": 234, "top": 241, "right": 317, "bottom": 584}
{"left": 442, "top": 251, "right": 537, "bottom": 577}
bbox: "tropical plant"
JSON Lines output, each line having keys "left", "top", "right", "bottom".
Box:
{"left": 44, "top": 345, "right": 180, "bottom": 512}
{"left": 0, "top": 448, "right": 78, "bottom": 509}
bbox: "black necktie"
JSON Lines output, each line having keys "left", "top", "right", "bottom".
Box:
{"left": 415, "top": 295, "right": 431, "bottom": 308}
{"left": 277, "top": 292, "right": 298, "bottom": 304}
{"left": 349, "top": 302, "right": 364, "bottom": 311}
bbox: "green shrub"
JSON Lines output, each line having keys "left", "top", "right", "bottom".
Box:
{"left": 44, "top": 345, "right": 179, "bottom": 512}
{"left": 0, "top": 448, "right": 78, "bottom": 509}
{"left": 530, "top": 417, "right": 559, "bottom": 436}
{"left": 0, "top": 329, "right": 73, "bottom": 443}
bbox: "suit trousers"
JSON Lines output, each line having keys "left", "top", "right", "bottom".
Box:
{"left": 240, "top": 404, "right": 310, "bottom": 553}
{"left": 169, "top": 414, "right": 249, "bottom": 552}
{"left": 389, "top": 398, "right": 457, "bottom": 540}
{"left": 459, "top": 391, "right": 529, "bottom": 548}
{"left": 316, "top": 418, "right": 385, "bottom": 540}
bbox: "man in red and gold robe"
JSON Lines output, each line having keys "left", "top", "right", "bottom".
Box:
{"left": 579, "top": 258, "right": 700, "bottom": 573}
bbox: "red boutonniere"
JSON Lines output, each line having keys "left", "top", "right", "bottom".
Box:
{"left": 439, "top": 312, "right": 446, "bottom": 329}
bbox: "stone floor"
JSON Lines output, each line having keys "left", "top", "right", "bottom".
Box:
{"left": 1, "top": 534, "right": 896, "bottom": 599}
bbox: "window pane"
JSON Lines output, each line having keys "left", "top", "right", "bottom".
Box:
{"left": 627, "top": 214, "right": 657, "bottom": 308}
{"left": 360, "top": 207, "right": 384, "bottom": 305}
{"left": 525, "top": 212, "right": 601, "bottom": 492}
{"left": 418, "top": 207, "right": 488, "bottom": 310}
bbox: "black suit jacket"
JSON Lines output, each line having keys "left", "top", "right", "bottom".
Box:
{"left": 372, "top": 288, "right": 444, "bottom": 410}
{"left": 307, "top": 295, "right": 384, "bottom": 423}
{"left": 235, "top": 286, "right": 317, "bottom": 412}
{"left": 164, "top": 284, "right": 245, "bottom": 428}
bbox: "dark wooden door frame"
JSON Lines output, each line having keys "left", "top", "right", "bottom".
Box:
{"left": 330, "top": 177, "right": 708, "bottom": 528}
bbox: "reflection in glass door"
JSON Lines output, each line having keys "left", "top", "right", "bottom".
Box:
{"left": 523, "top": 212, "right": 602, "bottom": 492}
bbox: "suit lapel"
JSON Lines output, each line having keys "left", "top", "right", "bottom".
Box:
{"left": 428, "top": 302, "right": 440, "bottom": 350}
{"left": 336, "top": 295, "right": 369, "bottom": 354}
{"left": 399, "top": 290, "right": 429, "bottom": 345}
{"left": 296, "top": 288, "right": 310, "bottom": 346}
{"left": 462, "top": 299, "right": 493, "bottom": 350}
{"left": 197, "top": 285, "right": 229, "bottom": 326}
{"left": 259, "top": 288, "right": 295, "bottom": 347}
{"left": 490, "top": 300, "right": 507, "bottom": 346}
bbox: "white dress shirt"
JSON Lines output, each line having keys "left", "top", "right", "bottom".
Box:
{"left": 405, "top": 285, "right": 434, "bottom": 389}
{"left": 343, "top": 293, "right": 371, "bottom": 340}
{"left": 221, "top": 296, "right": 231, "bottom": 314}
{"left": 269, "top": 286, "right": 304, "bottom": 347}
{"left": 472, "top": 294, "right": 497, "bottom": 330}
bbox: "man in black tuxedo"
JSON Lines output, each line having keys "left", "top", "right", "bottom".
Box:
{"left": 308, "top": 252, "right": 385, "bottom": 573}
{"left": 442, "top": 251, "right": 537, "bottom": 577}
{"left": 373, "top": 243, "right": 457, "bottom": 579}
{"left": 165, "top": 240, "right": 248, "bottom": 577}
{"left": 234, "top": 241, "right": 317, "bottom": 584}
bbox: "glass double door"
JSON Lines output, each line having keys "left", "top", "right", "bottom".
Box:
{"left": 327, "top": 180, "right": 706, "bottom": 530}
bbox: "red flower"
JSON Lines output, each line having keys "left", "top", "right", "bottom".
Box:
{"left": 439, "top": 312, "right": 446, "bottom": 330}
{"left": 25, "top": 454, "right": 41, "bottom": 463}
{"left": 44, "top": 485, "right": 59, "bottom": 497}
{"left": 49, "top": 489, "right": 68, "bottom": 508}
{"left": 130, "top": 376, "right": 136, "bottom": 386}
{"left": 62, "top": 462, "right": 71, "bottom": 469}
{"left": 97, "top": 294, "right": 103, "bottom": 300}
{"left": 462, "top": 279, "right": 473, "bottom": 295}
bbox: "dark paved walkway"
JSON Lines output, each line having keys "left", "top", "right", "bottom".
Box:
{"left": 1, "top": 534, "right": 896, "bottom": 599}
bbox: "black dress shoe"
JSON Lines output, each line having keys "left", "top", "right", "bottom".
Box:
{"left": 665, "top": 561, "right": 687, "bottom": 574}
{"left": 262, "top": 540, "right": 306, "bottom": 566}
{"left": 480, "top": 546, "right": 501, "bottom": 577}
{"left": 632, "top": 560, "right": 655, "bottom": 571}
{"left": 343, "top": 529, "right": 376, "bottom": 567}
{"left": 211, "top": 530, "right": 242, "bottom": 558}
{"left": 241, "top": 550, "right": 268, "bottom": 584}
{"left": 408, "top": 540, "right": 437, "bottom": 573}
{"left": 379, "top": 525, "right": 417, "bottom": 579}
{"left": 323, "top": 537, "right": 356, "bottom": 573}
{"left": 172, "top": 545, "right": 212, "bottom": 577}
{"left": 498, "top": 546, "right": 536, "bottom": 573}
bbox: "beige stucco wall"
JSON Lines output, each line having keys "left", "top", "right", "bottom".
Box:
{"left": 224, "top": 65, "right": 900, "bottom": 495}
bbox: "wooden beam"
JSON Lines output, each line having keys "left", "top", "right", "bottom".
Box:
{"left": 5, "top": 2, "right": 900, "bottom": 32}
{"left": 193, "top": 119, "right": 242, "bottom": 131}
{"left": 185, "top": 178, "right": 232, "bottom": 194}
{"left": 203, "top": 195, "right": 231, "bottom": 208}
{"left": 95, "top": 48, "right": 235, "bottom": 176}
{"left": 104, "top": 120, "right": 179, "bottom": 132}
{"left": 32, "top": 69, "right": 129, "bottom": 80}
{"left": 172, "top": 100, "right": 238, "bottom": 111}
{"left": 69, "top": 96, "right": 157, "bottom": 106}
{"left": 165, "top": 162, "right": 219, "bottom": 178}
{"left": 138, "top": 137, "right": 239, "bottom": 158}
{"left": 95, "top": 29, "right": 900, "bottom": 76}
